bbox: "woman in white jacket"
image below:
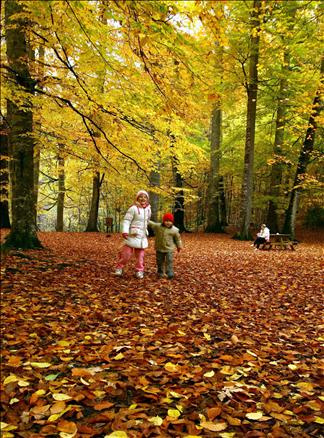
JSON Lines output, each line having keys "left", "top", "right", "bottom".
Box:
{"left": 252, "top": 224, "right": 270, "bottom": 249}
{"left": 115, "top": 190, "right": 151, "bottom": 278}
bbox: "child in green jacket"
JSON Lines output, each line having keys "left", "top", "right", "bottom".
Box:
{"left": 149, "top": 213, "right": 182, "bottom": 279}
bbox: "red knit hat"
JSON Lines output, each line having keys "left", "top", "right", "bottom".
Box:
{"left": 162, "top": 212, "right": 174, "bottom": 223}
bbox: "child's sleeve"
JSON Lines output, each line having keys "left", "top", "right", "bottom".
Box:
{"left": 122, "top": 207, "right": 135, "bottom": 234}
{"left": 174, "top": 231, "right": 183, "bottom": 249}
{"left": 148, "top": 220, "right": 159, "bottom": 230}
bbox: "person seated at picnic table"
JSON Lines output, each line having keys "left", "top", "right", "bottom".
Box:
{"left": 252, "top": 223, "right": 270, "bottom": 250}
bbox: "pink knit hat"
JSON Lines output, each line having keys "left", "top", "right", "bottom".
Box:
{"left": 136, "top": 190, "right": 149, "bottom": 200}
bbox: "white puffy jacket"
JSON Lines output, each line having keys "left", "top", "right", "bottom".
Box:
{"left": 122, "top": 204, "right": 151, "bottom": 249}
{"left": 258, "top": 226, "right": 270, "bottom": 241}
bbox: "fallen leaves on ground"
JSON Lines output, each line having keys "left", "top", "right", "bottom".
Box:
{"left": 1, "top": 231, "right": 323, "bottom": 437}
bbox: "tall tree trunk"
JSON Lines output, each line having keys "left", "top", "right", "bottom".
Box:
{"left": 206, "top": 36, "right": 225, "bottom": 233}
{"left": 56, "top": 145, "right": 65, "bottom": 231}
{"left": 34, "top": 46, "right": 45, "bottom": 225}
{"left": 197, "top": 179, "right": 207, "bottom": 230}
{"left": 4, "top": 0, "right": 41, "bottom": 249}
{"left": 170, "top": 132, "right": 186, "bottom": 232}
{"left": 172, "top": 166, "right": 186, "bottom": 232}
{"left": 219, "top": 175, "right": 227, "bottom": 226}
{"left": 149, "top": 168, "right": 160, "bottom": 221}
{"left": 266, "top": 64, "right": 288, "bottom": 233}
{"left": 34, "top": 144, "right": 40, "bottom": 227}
{"left": 86, "top": 172, "right": 104, "bottom": 232}
{"left": 205, "top": 104, "right": 225, "bottom": 232}
{"left": 84, "top": 2, "right": 107, "bottom": 233}
{"left": 0, "top": 121, "right": 11, "bottom": 228}
{"left": 237, "top": 0, "right": 261, "bottom": 240}
{"left": 266, "top": 0, "right": 297, "bottom": 232}
{"left": 283, "top": 58, "right": 323, "bottom": 238}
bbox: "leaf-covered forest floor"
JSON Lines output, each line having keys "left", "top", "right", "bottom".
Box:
{"left": 1, "top": 231, "right": 323, "bottom": 438}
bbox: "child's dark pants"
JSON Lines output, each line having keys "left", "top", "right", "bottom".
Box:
{"left": 254, "top": 237, "right": 266, "bottom": 248}
{"left": 156, "top": 251, "right": 174, "bottom": 278}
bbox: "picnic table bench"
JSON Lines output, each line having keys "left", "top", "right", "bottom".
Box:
{"left": 262, "top": 234, "right": 298, "bottom": 251}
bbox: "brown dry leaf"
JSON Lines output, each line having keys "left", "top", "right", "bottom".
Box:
{"left": 78, "top": 424, "right": 99, "bottom": 434}
{"left": 7, "top": 356, "right": 22, "bottom": 367}
{"left": 71, "top": 368, "right": 93, "bottom": 377}
{"left": 57, "top": 419, "right": 78, "bottom": 434}
{"left": 94, "top": 401, "right": 114, "bottom": 411}
{"left": 225, "top": 415, "right": 241, "bottom": 426}
{"left": 29, "top": 392, "right": 40, "bottom": 405}
{"left": 39, "top": 425, "right": 58, "bottom": 435}
{"left": 207, "top": 406, "right": 222, "bottom": 420}
{"left": 270, "top": 412, "right": 292, "bottom": 421}
{"left": 50, "top": 401, "right": 66, "bottom": 415}
{"left": 263, "top": 401, "right": 285, "bottom": 413}
{"left": 242, "top": 352, "right": 257, "bottom": 361}
{"left": 244, "top": 432, "right": 266, "bottom": 437}
{"left": 201, "top": 421, "right": 227, "bottom": 431}
{"left": 219, "top": 355, "right": 234, "bottom": 362}
{"left": 30, "top": 404, "right": 50, "bottom": 415}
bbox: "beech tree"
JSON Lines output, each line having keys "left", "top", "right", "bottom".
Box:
{"left": 283, "top": 58, "right": 324, "bottom": 238}
{"left": 170, "top": 132, "right": 186, "bottom": 232}
{"left": 34, "top": 45, "right": 45, "bottom": 224}
{"left": 56, "top": 144, "right": 65, "bottom": 232}
{"left": 86, "top": 171, "right": 104, "bottom": 232}
{"left": 265, "top": 1, "right": 308, "bottom": 233}
{"left": 4, "top": 0, "right": 41, "bottom": 248}
{"left": 172, "top": 168, "right": 186, "bottom": 232}
{"left": 266, "top": 52, "right": 290, "bottom": 233}
{"left": 0, "top": 121, "right": 10, "bottom": 228}
{"left": 149, "top": 168, "right": 160, "bottom": 222}
{"left": 237, "top": 0, "right": 262, "bottom": 240}
{"left": 205, "top": 103, "right": 225, "bottom": 233}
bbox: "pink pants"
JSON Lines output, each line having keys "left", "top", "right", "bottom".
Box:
{"left": 116, "top": 245, "right": 145, "bottom": 272}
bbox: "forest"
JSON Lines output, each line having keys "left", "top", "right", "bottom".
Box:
{"left": 0, "top": 0, "right": 323, "bottom": 247}
{"left": 1, "top": 1, "right": 323, "bottom": 438}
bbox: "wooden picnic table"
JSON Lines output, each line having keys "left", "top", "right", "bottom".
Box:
{"left": 262, "top": 234, "right": 297, "bottom": 251}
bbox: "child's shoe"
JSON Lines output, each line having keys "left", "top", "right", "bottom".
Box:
{"left": 114, "top": 268, "right": 123, "bottom": 276}
{"left": 136, "top": 271, "right": 144, "bottom": 279}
